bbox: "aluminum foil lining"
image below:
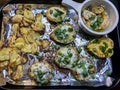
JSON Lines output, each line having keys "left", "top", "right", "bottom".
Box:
{"left": 0, "top": 4, "right": 114, "bottom": 87}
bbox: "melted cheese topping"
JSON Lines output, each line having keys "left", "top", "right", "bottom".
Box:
{"left": 50, "top": 7, "right": 66, "bottom": 20}
{"left": 53, "top": 24, "right": 76, "bottom": 44}
{"left": 56, "top": 47, "right": 78, "bottom": 69}
{"left": 87, "top": 38, "right": 114, "bottom": 58}
{"left": 30, "top": 62, "right": 52, "bottom": 84}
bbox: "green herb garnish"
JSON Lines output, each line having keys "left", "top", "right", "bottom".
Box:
{"left": 41, "top": 10, "right": 46, "bottom": 17}
{"left": 90, "top": 15, "right": 96, "bottom": 20}
{"left": 82, "top": 68, "right": 88, "bottom": 77}
{"left": 99, "top": 46, "right": 106, "bottom": 53}
{"left": 107, "top": 48, "right": 113, "bottom": 53}
{"left": 90, "top": 16, "right": 103, "bottom": 30}
{"left": 54, "top": 28, "right": 68, "bottom": 41}
{"left": 50, "top": 10, "right": 53, "bottom": 15}
{"left": 77, "top": 47, "right": 82, "bottom": 53}
{"left": 92, "top": 39, "right": 101, "bottom": 43}
{"left": 68, "top": 28, "right": 73, "bottom": 32}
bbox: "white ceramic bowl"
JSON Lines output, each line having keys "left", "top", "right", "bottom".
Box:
{"left": 62, "top": 0, "right": 119, "bottom": 36}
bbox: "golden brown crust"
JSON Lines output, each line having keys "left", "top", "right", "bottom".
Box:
{"left": 11, "top": 15, "right": 23, "bottom": 23}
{"left": 12, "top": 65, "right": 23, "bottom": 81}
{"left": 0, "top": 61, "right": 9, "bottom": 71}
{"left": 41, "top": 39, "right": 50, "bottom": 49}
{"left": 46, "top": 6, "right": 67, "bottom": 22}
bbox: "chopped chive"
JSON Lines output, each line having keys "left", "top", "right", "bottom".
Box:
{"left": 107, "top": 48, "right": 113, "bottom": 53}
{"left": 92, "top": 39, "right": 101, "bottom": 43}
{"left": 68, "top": 28, "right": 73, "bottom": 32}
{"left": 90, "top": 15, "right": 96, "bottom": 20}
{"left": 50, "top": 10, "right": 53, "bottom": 15}
{"left": 78, "top": 47, "right": 82, "bottom": 53}
{"left": 99, "top": 46, "right": 106, "bottom": 53}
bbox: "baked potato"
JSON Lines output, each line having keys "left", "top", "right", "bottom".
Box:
{"left": 13, "top": 37, "right": 25, "bottom": 49}
{"left": 87, "top": 37, "right": 114, "bottom": 58}
{"left": 41, "top": 39, "right": 50, "bottom": 49}
{"left": 0, "top": 47, "right": 12, "bottom": 61}
{"left": 15, "top": 9, "right": 24, "bottom": 15}
{"left": 26, "top": 31, "right": 40, "bottom": 43}
{"left": 24, "top": 9, "right": 34, "bottom": 21}
{"left": 12, "top": 24, "right": 19, "bottom": 36}
{"left": 9, "top": 49, "right": 21, "bottom": 68}
{"left": 46, "top": 6, "right": 67, "bottom": 22}
{"left": 72, "top": 57, "right": 95, "bottom": 80}
{"left": 35, "top": 13, "right": 42, "bottom": 21}
{"left": 50, "top": 24, "right": 76, "bottom": 44}
{"left": 21, "top": 43, "right": 38, "bottom": 54}
{"left": 0, "top": 61, "right": 9, "bottom": 71}
{"left": 11, "top": 15, "right": 23, "bottom": 23}
{"left": 31, "top": 21, "right": 45, "bottom": 33}
{"left": 55, "top": 47, "right": 79, "bottom": 69}
{"left": 28, "top": 61, "right": 53, "bottom": 85}
{"left": 12, "top": 65, "right": 23, "bottom": 81}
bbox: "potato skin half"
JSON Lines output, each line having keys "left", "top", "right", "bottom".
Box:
{"left": 28, "top": 61, "right": 53, "bottom": 85}
{"left": 87, "top": 37, "right": 114, "bottom": 58}
{"left": 46, "top": 6, "right": 67, "bottom": 22}
{"left": 50, "top": 24, "right": 76, "bottom": 44}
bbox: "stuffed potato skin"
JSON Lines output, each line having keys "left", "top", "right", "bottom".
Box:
{"left": 46, "top": 6, "right": 67, "bottom": 22}
{"left": 50, "top": 24, "right": 76, "bottom": 44}
{"left": 87, "top": 37, "right": 114, "bottom": 58}
{"left": 28, "top": 61, "right": 53, "bottom": 85}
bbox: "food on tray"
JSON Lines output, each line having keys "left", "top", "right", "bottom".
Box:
{"left": 9, "top": 49, "right": 22, "bottom": 68}
{"left": 13, "top": 37, "right": 25, "bottom": 49}
{"left": 55, "top": 47, "right": 79, "bottom": 69}
{"left": 0, "top": 61, "right": 9, "bottom": 71}
{"left": 15, "top": 9, "right": 24, "bottom": 15}
{"left": 20, "top": 27, "right": 31, "bottom": 35}
{"left": 7, "top": 9, "right": 46, "bottom": 54}
{"left": 55, "top": 47, "right": 96, "bottom": 80}
{"left": 50, "top": 24, "right": 76, "bottom": 44}
{"left": 0, "top": 40, "right": 3, "bottom": 48}
{"left": 35, "top": 13, "right": 42, "bottom": 21}
{"left": 21, "top": 43, "right": 38, "bottom": 54}
{"left": 41, "top": 39, "right": 50, "bottom": 49}
{"left": 87, "top": 37, "right": 114, "bottom": 58}
{"left": 0, "top": 48, "right": 12, "bottom": 61}
{"left": 12, "top": 65, "right": 23, "bottom": 81}
{"left": 82, "top": 5, "right": 109, "bottom": 32}
{"left": 26, "top": 31, "right": 40, "bottom": 43}
{"left": 31, "top": 21, "right": 45, "bottom": 32}
{"left": 24, "top": 9, "right": 34, "bottom": 21}
{"left": 0, "top": 3, "right": 115, "bottom": 86}
{"left": 72, "top": 57, "right": 95, "bottom": 80}
{"left": 46, "top": 6, "right": 67, "bottom": 22}
{"left": 0, "top": 47, "right": 27, "bottom": 80}
{"left": 31, "top": 13, "right": 45, "bottom": 32}
{"left": 28, "top": 61, "right": 53, "bottom": 85}
{"left": 11, "top": 15, "right": 23, "bottom": 23}
{"left": 15, "top": 4, "right": 35, "bottom": 15}
{"left": 12, "top": 24, "right": 20, "bottom": 36}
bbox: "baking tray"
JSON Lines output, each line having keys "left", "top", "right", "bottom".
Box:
{"left": 0, "top": 0, "right": 120, "bottom": 89}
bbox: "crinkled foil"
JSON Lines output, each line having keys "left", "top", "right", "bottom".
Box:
{"left": 1, "top": 4, "right": 114, "bottom": 87}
